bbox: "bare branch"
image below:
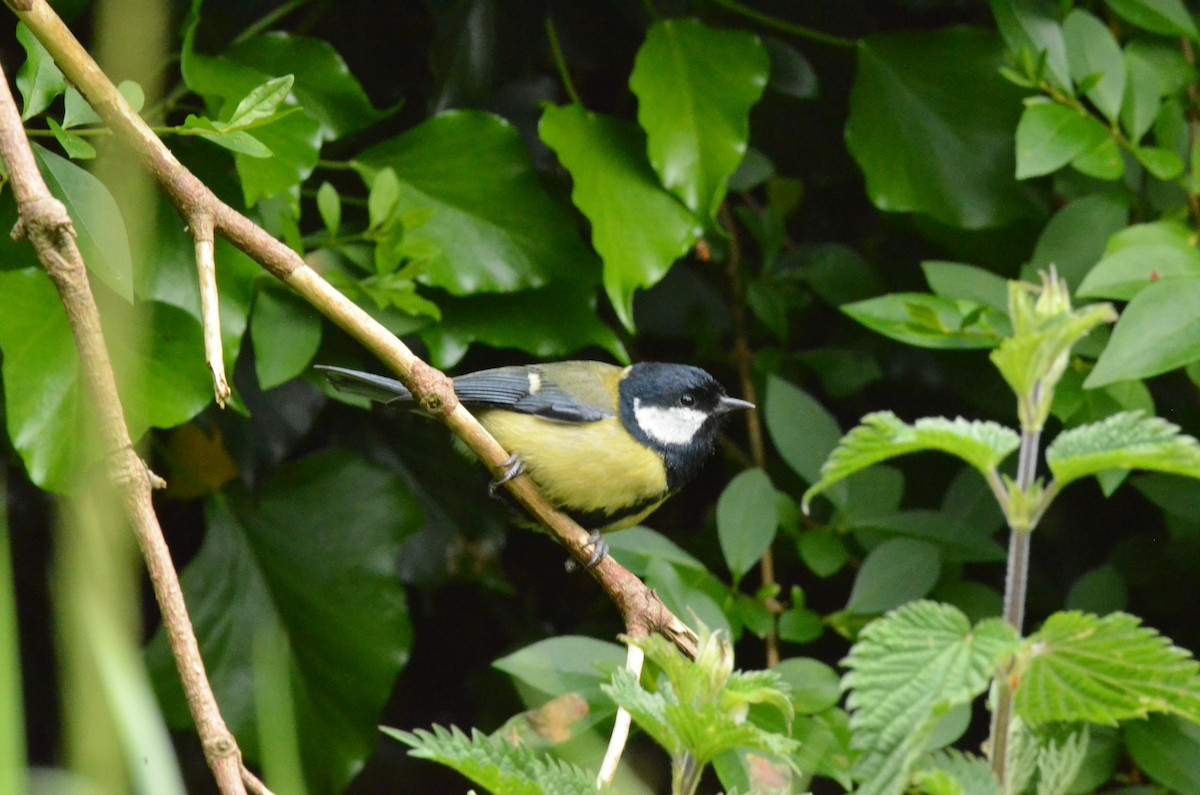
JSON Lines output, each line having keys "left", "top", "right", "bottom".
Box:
{"left": 188, "top": 210, "right": 230, "bottom": 407}
{"left": 596, "top": 642, "right": 644, "bottom": 787}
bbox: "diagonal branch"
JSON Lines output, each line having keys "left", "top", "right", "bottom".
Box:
{"left": 0, "top": 58, "right": 255, "bottom": 795}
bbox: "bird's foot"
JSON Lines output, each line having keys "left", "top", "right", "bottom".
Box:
{"left": 565, "top": 531, "right": 609, "bottom": 572}
{"left": 487, "top": 454, "right": 525, "bottom": 497}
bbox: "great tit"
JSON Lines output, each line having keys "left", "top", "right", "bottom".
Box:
{"left": 316, "top": 362, "right": 753, "bottom": 538}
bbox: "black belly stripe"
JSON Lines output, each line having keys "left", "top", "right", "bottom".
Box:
{"left": 565, "top": 493, "right": 672, "bottom": 531}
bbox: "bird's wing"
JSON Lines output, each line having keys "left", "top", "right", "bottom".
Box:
{"left": 316, "top": 365, "right": 413, "bottom": 403}
{"left": 452, "top": 365, "right": 614, "bottom": 423}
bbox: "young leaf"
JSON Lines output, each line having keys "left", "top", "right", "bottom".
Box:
{"left": 990, "top": 0, "right": 1072, "bottom": 91}
{"left": 1086, "top": 279, "right": 1200, "bottom": 386}
{"left": 1015, "top": 101, "right": 1110, "bottom": 179}
{"left": 801, "top": 412, "right": 1018, "bottom": 512}
{"left": 842, "top": 601, "right": 1018, "bottom": 795}
{"left": 1016, "top": 611, "right": 1200, "bottom": 726}
{"left": 368, "top": 167, "right": 401, "bottom": 229}
{"left": 629, "top": 19, "right": 769, "bottom": 220}
{"left": 14, "top": 22, "right": 66, "bottom": 121}
{"left": 183, "top": 115, "right": 273, "bottom": 158}
{"left": 538, "top": 104, "right": 700, "bottom": 330}
{"left": 63, "top": 80, "right": 145, "bottom": 129}
{"left": 1045, "top": 410, "right": 1200, "bottom": 487}
{"left": 316, "top": 181, "right": 341, "bottom": 237}
{"left": 226, "top": 75, "right": 295, "bottom": 129}
{"left": 717, "top": 468, "right": 779, "bottom": 582}
{"left": 47, "top": 118, "right": 96, "bottom": 161}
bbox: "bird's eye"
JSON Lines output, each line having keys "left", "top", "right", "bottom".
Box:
{"left": 679, "top": 394, "right": 696, "bottom": 407}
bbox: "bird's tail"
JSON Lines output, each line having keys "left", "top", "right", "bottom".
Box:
{"left": 315, "top": 365, "right": 414, "bottom": 404}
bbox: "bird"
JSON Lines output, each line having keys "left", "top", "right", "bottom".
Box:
{"left": 316, "top": 361, "right": 753, "bottom": 563}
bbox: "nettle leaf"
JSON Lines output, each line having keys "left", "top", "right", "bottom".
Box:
{"left": 32, "top": 144, "right": 134, "bottom": 302}
{"left": 539, "top": 104, "right": 701, "bottom": 331}
{"left": 15, "top": 22, "right": 66, "bottom": 121}
{"left": 388, "top": 725, "right": 594, "bottom": 795}
{"left": 843, "top": 601, "right": 1018, "bottom": 795}
{"left": 847, "top": 28, "right": 1040, "bottom": 229}
{"left": 629, "top": 19, "right": 769, "bottom": 221}
{"left": 1016, "top": 611, "right": 1200, "bottom": 726}
{"left": 842, "top": 293, "right": 1007, "bottom": 350}
{"left": 1078, "top": 221, "right": 1200, "bottom": 301}
{"left": 1015, "top": 101, "right": 1110, "bottom": 179}
{"left": 801, "top": 412, "right": 1019, "bottom": 512}
{"left": 147, "top": 453, "right": 420, "bottom": 794}
{"left": 914, "top": 750, "right": 1001, "bottom": 795}
{"left": 1086, "top": 278, "right": 1200, "bottom": 386}
{"left": 357, "top": 110, "right": 599, "bottom": 297}
{"left": 1045, "top": 410, "right": 1200, "bottom": 487}
{"left": 1104, "top": 0, "right": 1198, "bottom": 39}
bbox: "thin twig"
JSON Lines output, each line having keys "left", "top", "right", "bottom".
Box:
{"left": 596, "top": 642, "right": 644, "bottom": 787}
{"left": 0, "top": 56, "right": 253, "bottom": 795}
{"left": 719, "top": 204, "right": 780, "bottom": 667}
{"left": 707, "top": 0, "right": 855, "bottom": 49}
{"left": 545, "top": 16, "right": 582, "bottom": 107}
{"left": 188, "top": 209, "right": 230, "bottom": 407}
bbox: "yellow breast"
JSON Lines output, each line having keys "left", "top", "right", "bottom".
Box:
{"left": 478, "top": 410, "right": 669, "bottom": 524}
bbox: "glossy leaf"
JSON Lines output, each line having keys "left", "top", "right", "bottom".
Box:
{"left": 1017, "top": 611, "right": 1200, "bottom": 726}
{"left": 32, "top": 144, "right": 134, "bottom": 302}
{"left": 251, "top": 286, "right": 322, "bottom": 390}
{"left": 1045, "top": 410, "right": 1200, "bottom": 487}
{"left": 147, "top": 453, "right": 420, "bottom": 794}
{"left": 847, "top": 29, "right": 1039, "bottom": 229}
{"left": 846, "top": 538, "right": 942, "bottom": 614}
{"left": 630, "top": 19, "right": 769, "bottom": 220}
{"left": 1015, "top": 101, "right": 1110, "bottom": 179}
{"left": 1063, "top": 10, "right": 1125, "bottom": 122}
{"left": 226, "top": 75, "right": 294, "bottom": 128}
{"left": 358, "top": 110, "right": 599, "bottom": 297}
{"left": 15, "top": 22, "right": 66, "bottom": 121}
{"left": 1104, "top": 0, "right": 1198, "bottom": 38}
{"left": 717, "top": 468, "right": 778, "bottom": 582}
{"left": 843, "top": 602, "right": 1018, "bottom": 795}
{"left": 539, "top": 104, "right": 701, "bottom": 330}
{"left": 1086, "top": 278, "right": 1200, "bottom": 386}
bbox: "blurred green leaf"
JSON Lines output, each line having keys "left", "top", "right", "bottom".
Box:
{"left": 764, "top": 376, "right": 843, "bottom": 489}
{"left": 1134, "top": 145, "right": 1185, "bottom": 179}
{"left": 763, "top": 36, "right": 818, "bottom": 99}
{"left": 1124, "top": 714, "right": 1200, "bottom": 795}
{"left": 358, "top": 110, "right": 599, "bottom": 297}
{"left": 1066, "top": 565, "right": 1128, "bottom": 614}
{"left": 1079, "top": 226, "right": 1200, "bottom": 301}
{"left": 922, "top": 261, "right": 1009, "bottom": 312}
{"left": 15, "top": 22, "right": 66, "bottom": 121}
{"left": 1104, "top": 0, "right": 1198, "bottom": 38}
{"left": 235, "top": 110, "right": 322, "bottom": 205}
{"left": 493, "top": 637, "right": 625, "bottom": 708}
{"left": 1063, "top": 10, "right": 1125, "bottom": 121}
{"left": 1070, "top": 134, "right": 1124, "bottom": 180}
{"left": 842, "top": 293, "right": 1006, "bottom": 350}
{"left": 1030, "top": 193, "right": 1129, "bottom": 288}
{"left": 777, "top": 608, "right": 825, "bottom": 645}
{"left": 774, "top": 658, "right": 840, "bottom": 713}
{"left": 47, "top": 119, "right": 96, "bottom": 161}
{"left": 1015, "top": 101, "right": 1110, "bottom": 179}
{"left": 62, "top": 80, "right": 144, "bottom": 129}
{"left": 32, "top": 144, "right": 133, "bottom": 302}
{"left": 847, "top": 28, "right": 1040, "bottom": 228}
{"left": 251, "top": 286, "right": 322, "bottom": 390}
{"left": 630, "top": 18, "right": 768, "bottom": 220}
{"left": 147, "top": 453, "right": 420, "bottom": 794}
{"left": 990, "top": 0, "right": 1072, "bottom": 91}
{"left": 1086, "top": 279, "right": 1200, "bottom": 386}
{"left": 798, "top": 530, "right": 849, "bottom": 578}
{"left": 846, "top": 538, "right": 941, "bottom": 614}
{"left": 717, "top": 468, "right": 778, "bottom": 582}
{"left": 183, "top": 114, "right": 273, "bottom": 158}
{"left": 316, "top": 182, "right": 341, "bottom": 237}
{"left": 539, "top": 104, "right": 701, "bottom": 330}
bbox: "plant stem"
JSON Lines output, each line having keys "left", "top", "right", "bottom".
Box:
{"left": 544, "top": 16, "right": 583, "bottom": 107}
{"left": 707, "top": 0, "right": 856, "bottom": 49}
{"left": 989, "top": 424, "right": 1042, "bottom": 784}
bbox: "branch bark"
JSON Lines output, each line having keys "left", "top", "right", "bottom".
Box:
{"left": 0, "top": 57, "right": 254, "bottom": 795}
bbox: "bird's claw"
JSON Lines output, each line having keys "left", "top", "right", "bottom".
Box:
{"left": 488, "top": 454, "right": 525, "bottom": 497}
{"left": 565, "top": 531, "right": 609, "bottom": 572}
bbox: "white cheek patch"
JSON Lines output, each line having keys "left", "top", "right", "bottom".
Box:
{"left": 633, "top": 398, "right": 708, "bottom": 446}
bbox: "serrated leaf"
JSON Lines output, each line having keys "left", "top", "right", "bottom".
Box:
{"left": 630, "top": 19, "right": 768, "bottom": 220}
{"left": 842, "top": 602, "right": 1019, "bottom": 795}
{"left": 538, "top": 104, "right": 700, "bottom": 330}
{"left": 15, "top": 22, "right": 66, "bottom": 121}
{"left": 914, "top": 750, "right": 1001, "bottom": 795}
{"left": 1045, "top": 410, "right": 1200, "bottom": 487}
{"left": 1033, "top": 725, "right": 1090, "bottom": 795}
{"left": 147, "top": 454, "right": 419, "bottom": 793}
{"left": 990, "top": 300, "right": 1116, "bottom": 402}
{"left": 717, "top": 468, "right": 779, "bottom": 582}
{"left": 387, "top": 725, "right": 594, "bottom": 795}
{"left": 1016, "top": 611, "right": 1200, "bottom": 726}
{"left": 802, "top": 412, "right": 1018, "bottom": 512}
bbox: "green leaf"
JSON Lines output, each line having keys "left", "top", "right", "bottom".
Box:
{"left": 1124, "top": 714, "right": 1200, "bottom": 795}
{"left": 991, "top": 299, "right": 1117, "bottom": 403}
{"left": 1121, "top": 42, "right": 1164, "bottom": 142}
{"left": 629, "top": 19, "right": 769, "bottom": 220}
{"left": 32, "top": 144, "right": 134, "bottom": 302}
{"left": 1066, "top": 564, "right": 1128, "bottom": 614}
{"left": 763, "top": 376, "right": 843, "bottom": 490}
{"left": 62, "top": 80, "right": 145, "bottom": 129}
{"left": 250, "top": 286, "right": 322, "bottom": 390}
{"left": 922, "top": 261, "right": 1010, "bottom": 312}
{"left": 846, "top": 29, "right": 1041, "bottom": 229}
{"left": 47, "top": 118, "right": 96, "bottom": 160}
{"left": 914, "top": 750, "right": 1001, "bottom": 795}
{"left": 1029, "top": 193, "right": 1130, "bottom": 288}
{"left": 147, "top": 453, "right": 419, "bottom": 794}
{"left": 1078, "top": 222, "right": 1200, "bottom": 300}
{"left": 234, "top": 110, "right": 322, "bottom": 205}
{"left": 367, "top": 167, "right": 401, "bottom": 229}
{"left": 798, "top": 530, "right": 849, "bottom": 578}
{"left": 1071, "top": 134, "right": 1125, "bottom": 180}
{"left": 226, "top": 32, "right": 393, "bottom": 139}
{"left": 1134, "top": 145, "right": 1185, "bottom": 179}
{"left": 358, "top": 110, "right": 601, "bottom": 296}
{"left": 1104, "top": 0, "right": 1198, "bottom": 38}
{"left": 990, "top": 0, "right": 1072, "bottom": 91}
{"left": 316, "top": 182, "right": 341, "bottom": 237}
{"left": 846, "top": 538, "right": 941, "bottom": 614}
{"left": 493, "top": 637, "right": 625, "bottom": 707}
{"left": 1015, "top": 101, "right": 1110, "bottom": 179}
{"left": 1063, "top": 10, "right": 1126, "bottom": 121}
{"left": 1086, "top": 278, "right": 1200, "bottom": 386}
{"left": 801, "top": 412, "right": 1019, "bottom": 512}
{"left": 15, "top": 22, "right": 66, "bottom": 121}
{"left": 183, "top": 114, "right": 274, "bottom": 158}
{"left": 1045, "top": 410, "right": 1200, "bottom": 487}
{"left": 717, "top": 468, "right": 778, "bottom": 582}
{"left": 777, "top": 607, "right": 824, "bottom": 645}
{"left": 418, "top": 284, "right": 626, "bottom": 369}
{"left": 538, "top": 104, "right": 701, "bottom": 330}
{"left": 226, "top": 75, "right": 294, "bottom": 128}
{"left": 774, "top": 658, "right": 840, "bottom": 714}
{"left": 388, "top": 725, "right": 594, "bottom": 795}
{"left": 842, "top": 293, "right": 1007, "bottom": 350}
{"left": 1016, "top": 611, "right": 1200, "bottom": 726}
{"left": 842, "top": 602, "right": 1019, "bottom": 795}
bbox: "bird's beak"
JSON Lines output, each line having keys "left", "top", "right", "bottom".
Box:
{"left": 718, "top": 396, "right": 755, "bottom": 414}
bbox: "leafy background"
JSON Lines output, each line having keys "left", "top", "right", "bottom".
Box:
{"left": 6, "top": 0, "right": 1200, "bottom": 793}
